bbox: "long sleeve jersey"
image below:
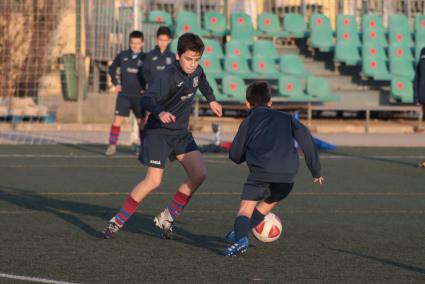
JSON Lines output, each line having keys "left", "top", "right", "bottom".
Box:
{"left": 143, "top": 46, "right": 176, "bottom": 87}
{"left": 229, "top": 106, "right": 321, "bottom": 183}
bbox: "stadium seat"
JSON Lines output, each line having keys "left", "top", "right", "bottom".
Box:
{"left": 224, "top": 56, "right": 256, "bottom": 79}
{"left": 309, "top": 13, "right": 334, "bottom": 52}
{"left": 361, "top": 57, "right": 392, "bottom": 81}
{"left": 334, "top": 43, "right": 361, "bottom": 66}
{"left": 200, "top": 55, "right": 225, "bottom": 79}
{"left": 148, "top": 10, "right": 173, "bottom": 26}
{"left": 336, "top": 14, "right": 361, "bottom": 47}
{"left": 388, "top": 44, "right": 414, "bottom": 62}
{"left": 362, "top": 13, "right": 387, "bottom": 47}
{"left": 390, "top": 77, "right": 414, "bottom": 103}
{"left": 362, "top": 44, "right": 387, "bottom": 61}
{"left": 230, "top": 12, "right": 257, "bottom": 45}
{"left": 279, "top": 54, "right": 309, "bottom": 78}
{"left": 169, "top": 38, "right": 178, "bottom": 53}
{"left": 278, "top": 76, "right": 312, "bottom": 101}
{"left": 203, "top": 11, "right": 227, "bottom": 37}
{"left": 252, "top": 55, "right": 280, "bottom": 79}
{"left": 257, "top": 12, "right": 288, "bottom": 37}
{"left": 306, "top": 76, "right": 339, "bottom": 101}
{"left": 415, "top": 44, "right": 425, "bottom": 63}
{"left": 388, "top": 15, "right": 413, "bottom": 47}
{"left": 415, "top": 15, "right": 425, "bottom": 46}
{"left": 225, "top": 40, "right": 251, "bottom": 59}
{"left": 203, "top": 39, "right": 224, "bottom": 59}
{"left": 253, "top": 40, "right": 279, "bottom": 61}
{"left": 389, "top": 57, "right": 415, "bottom": 80}
{"left": 283, "top": 13, "right": 308, "bottom": 38}
{"left": 222, "top": 75, "right": 247, "bottom": 102}
{"left": 176, "top": 11, "right": 208, "bottom": 36}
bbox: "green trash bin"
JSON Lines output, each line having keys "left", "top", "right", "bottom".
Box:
{"left": 60, "top": 54, "right": 87, "bottom": 101}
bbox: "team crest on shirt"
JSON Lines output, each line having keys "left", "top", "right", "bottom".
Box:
{"left": 166, "top": 57, "right": 172, "bottom": 65}
{"left": 152, "top": 56, "right": 158, "bottom": 61}
{"left": 193, "top": 76, "right": 199, "bottom": 88}
{"left": 137, "top": 60, "right": 143, "bottom": 67}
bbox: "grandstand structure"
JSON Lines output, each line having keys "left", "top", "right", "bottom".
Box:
{"left": 0, "top": 0, "right": 424, "bottom": 128}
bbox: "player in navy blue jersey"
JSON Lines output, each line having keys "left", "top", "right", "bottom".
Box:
{"left": 105, "top": 30, "right": 146, "bottom": 156}
{"left": 102, "top": 33, "right": 223, "bottom": 240}
{"left": 223, "top": 81, "right": 324, "bottom": 256}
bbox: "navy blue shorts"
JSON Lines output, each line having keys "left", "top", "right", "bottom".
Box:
{"left": 241, "top": 179, "right": 294, "bottom": 201}
{"left": 114, "top": 93, "right": 146, "bottom": 118}
{"left": 139, "top": 132, "right": 199, "bottom": 168}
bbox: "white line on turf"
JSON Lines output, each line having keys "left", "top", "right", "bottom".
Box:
{"left": 0, "top": 273, "right": 79, "bottom": 284}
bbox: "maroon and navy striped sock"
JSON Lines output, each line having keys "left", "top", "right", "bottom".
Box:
{"left": 166, "top": 191, "right": 191, "bottom": 220}
{"left": 114, "top": 196, "right": 139, "bottom": 227}
{"left": 109, "top": 125, "right": 121, "bottom": 145}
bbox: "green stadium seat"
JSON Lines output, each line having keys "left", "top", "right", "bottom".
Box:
{"left": 306, "top": 76, "right": 339, "bottom": 101}
{"left": 257, "top": 12, "right": 288, "bottom": 37}
{"left": 222, "top": 75, "right": 247, "bottom": 102}
{"left": 283, "top": 13, "right": 308, "bottom": 38}
{"left": 253, "top": 40, "right": 279, "bottom": 61}
{"left": 388, "top": 44, "right": 414, "bottom": 62}
{"left": 361, "top": 57, "right": 392, "bottom": 81}
{"left": 278, "top": 76, "right": 312, "bottom": 101}
{"left": 224, "top": 56, "right": 256, "bottom": 79}
{"left": 176, "top": 11, "right": 208, "bottom": 36}
{"left": 336, "top": 14, "right": 361, "bottom": 47}
{"left": 203, "top": 39, "right": 224, "bottom": 59}
{"left": 334, "top": 43, "right": 361, "bottom": 66}
{"left": 200, "top": 55, "right": 225, "bottom": 79}
{"left": 362, "top": 44, "right": 387, "bottom": 61}
{"left": 230, "top": 12, "right": 257, "bottom": 45}
{"left": 415, "top": 44, "right": 425, "bottom": 63}
{"left": 203, "top": 11, "right": 227, "bottom": 37}
{"left": 389, "top": 57, "right": 415, "bottom": 80}
{"left": 415, "top": 15, "right": 425, "bottom": 46}
{"left": 148, "top": 10, "right": 173, "bottom": 26}
{"left": 225, "top": 40, "right": 251, "bottom": 59}
{"left": 362, "top": 14, "right": 387, "bottom": 47}
{"left": 309, "top": 14, "right": 334, "bottom": 52}
{"left": 390, "top": 77, "right": 414, "bottom": 103}
{"left": 388, "top": 15, "right": 413, "bottom": 47}
{"left": 169, "top": 38, "right": 178, "bottom": 53}
{"left": 279, "top": 54, "right": 309, "bottom": 78}
{"left": 252, "top": 55, "right": 279, "bottom": 79}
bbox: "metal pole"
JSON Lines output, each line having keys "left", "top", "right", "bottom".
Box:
{"left": 76, "top": 0, "right": 83, "bottom": 124}
{"left": 196, "top": 0, "right": 201, "bottom": 26}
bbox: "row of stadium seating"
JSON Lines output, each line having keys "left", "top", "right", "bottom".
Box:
{"left": 200, "top": 75, "right": 339, "bottom": 103}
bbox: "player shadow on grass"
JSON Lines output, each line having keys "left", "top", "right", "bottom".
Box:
{"left": 328, "top": 247, "right": 425, "bottom": 275}
{"left": 322, "top": 150, "right": 419, "bottom": 168}
{"left": 0, "top": 186, "right": 227, "bottom": 254}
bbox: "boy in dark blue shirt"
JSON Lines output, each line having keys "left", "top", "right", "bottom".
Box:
{"left": 105, "top": 30, "right": 146, "bottom": 156}
{"left": 223, "top": 81, "right": 324, "bottom": 256}
{"left": 143, "top": 26, "right": 175, "bottom": 87}
{"left": 102, "top": 33, "right": 223, "bottom": 239}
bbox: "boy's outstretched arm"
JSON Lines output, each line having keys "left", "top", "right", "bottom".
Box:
{"left": 291, "top": 117, "right": 322, "bottom": 180}
{"left": 229, "top": 119, "right": 248, "bottom": 164}
{"left": 198, "top": 72, "right": 222, "bottom": 117}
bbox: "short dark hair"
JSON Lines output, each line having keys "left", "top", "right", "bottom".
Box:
{"left": 246, "top": 81, "right": 271, "bottom": 107}
{"left": 177, "top": 33, "right": 204, "bottom": 56}
{"left": 157, "top": 26, "right": 172, "bottom": 38}
{"left": 129, "top": 30, "right": 144, "bottom": 41}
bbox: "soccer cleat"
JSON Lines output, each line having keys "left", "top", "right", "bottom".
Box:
{"left": 102, "top": 217, "right": 122, "bottom": 239}
{"left": 105, "top": 145, "right": 117, "bottom": 156}
{"left": 153, "top": 208, "right": 175, "bottom": 239}
{"left": 223, "top": 236, "right": 249, "bottom": 257}
{"left": 225, "top": 230, "right": 236, "bottom": 243}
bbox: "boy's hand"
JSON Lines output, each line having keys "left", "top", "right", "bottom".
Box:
{"left": 115, "top": 85, "right": 122, "bottom": 92}
{"left": 313, "top": 176, "right": 324, "bottom": 185}
{"left": 158, "top": 111, "right": 176, "bottom": 124}
{"left": 209, "top": 101, "right": 223, "bottom": 117}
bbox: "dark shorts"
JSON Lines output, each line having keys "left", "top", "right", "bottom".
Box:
{"left": 114, "top": 93, "right": 146, "bottom": 118}
{"left": 138, "top": 132, "right": 199, "bottom": 168}
{"left": 241, "top": 179, "right": 294, "bottom": 202}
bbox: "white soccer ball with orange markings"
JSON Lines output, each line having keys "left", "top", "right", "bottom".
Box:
{"left": 252, "top": 212, "right": 283, "bottom": 242}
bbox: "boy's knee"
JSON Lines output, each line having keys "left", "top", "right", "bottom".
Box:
{"left": 192, "top": 168, "right": 207, "bottom": 184}
{"left": 144, "top": 176, "right": 162, "bottom": 189}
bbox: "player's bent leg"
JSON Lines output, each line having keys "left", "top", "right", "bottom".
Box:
{"left": 176, "top": 150, "right": 208, "bottom": 196}
{"left": 105, "top": 115, "right": 126, "bottom": 156}
{"left": 102, "top": 167, "right": 163, "bottom": 239}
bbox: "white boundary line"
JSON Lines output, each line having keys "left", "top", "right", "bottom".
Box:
{"left": 0, "top": 273, "right": 80, "bottom": 284}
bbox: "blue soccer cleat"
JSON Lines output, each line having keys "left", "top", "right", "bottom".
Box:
{"left": 223, "top": 236, "right": 249, "bottom": 256}
{"left": 225, "top": 230, "right": 236, "bottom": 243}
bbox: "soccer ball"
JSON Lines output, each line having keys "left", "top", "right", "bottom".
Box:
{"left": 252, "top": 212, "right": 283, "bottom": 242}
